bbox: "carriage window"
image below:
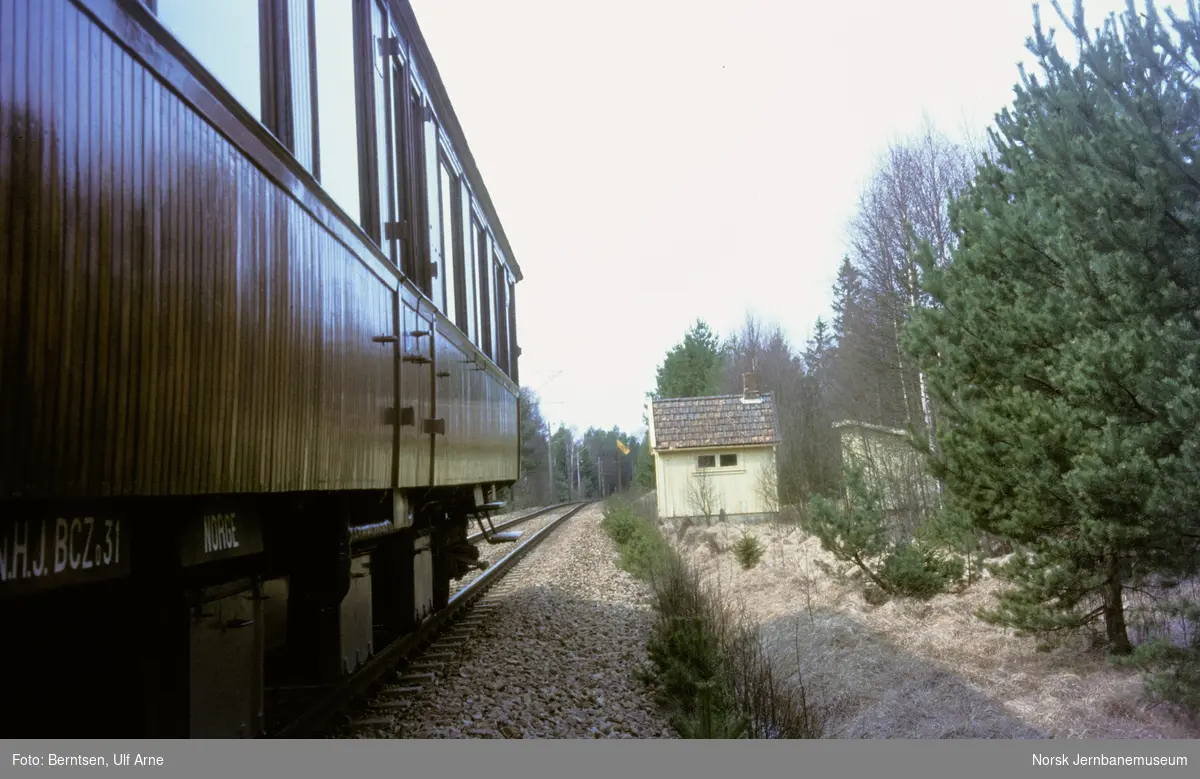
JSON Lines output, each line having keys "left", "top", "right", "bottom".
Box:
{"left": 389, "top": 36, "right": 416, "bottom": 273}
{"left": 410, "top": 86, "right": 431, "bottom": 295}
{"left": 313, "top": 0, "right": 362, "bottom": 224}
{"left": 720, "top": 454, "right": 738, "bottom": 467}
{"left": 438, "top": 159, "right": 458, "bottom": 320}
{"left": 370, "top": 0, "right": 393, "bottom": 250}
{"left": 697, "top": 455, "right": 716, "bottom": 469}
{"left": 287, "top": 0, "right": 316, "bottom": 172}
{"left": 156, "top": 0, "right": 263, "bottom": 120}
{"left": 507, "top": 275, "right": 518, "bottom": 382}
{"left": 494, "top": 260, "right": 508, "bottom": 373}
{"left": 459, "top": 200, "right": 478, "bottom": 342}
{"left": 476, "top": 226, "right": 493, "bottom": 358}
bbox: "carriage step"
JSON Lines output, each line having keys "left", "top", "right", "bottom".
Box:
{"left": 465, "top": 499, "right": 504, "bottom": 516}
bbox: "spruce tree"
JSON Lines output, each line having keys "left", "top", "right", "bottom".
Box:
{"left": 830, "top": 256, "right": 882, "bottom": 423}
{"left": 905, "top": 0, "right": 1200, "bottom": 655}
{"left": 831, "top": 257, "right": 864, "bottom": 342}
{"left": 654, "top": 319, "right": 726, "bottom": 399}
{"left": 804, "top": 317, "right": 835, "bottom": 386}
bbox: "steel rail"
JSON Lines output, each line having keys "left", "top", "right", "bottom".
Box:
{"left": 464, "top": 500, "right": 579, "bottom": 544}
{"left": 273, "top": 501, "right": 592, "bottom": 738}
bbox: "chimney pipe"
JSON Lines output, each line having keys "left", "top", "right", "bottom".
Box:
{"left": 742, "top": 372, "right": 760, "bottom": 401}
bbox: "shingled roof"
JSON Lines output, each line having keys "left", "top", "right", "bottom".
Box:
{"left": 651, "top": 393, "right": 782, "bottom": 451}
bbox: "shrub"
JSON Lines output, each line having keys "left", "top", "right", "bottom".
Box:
{"left": 805, "top": 465, "right": 894, "bottom": 593}
{"left": 807, "top": 465, "right": 966, "bottom": 600}
{"left": 880, "top": 541, "right": 963, "bottom": 599}
{"left": 916, "top": 504, "right": 985, "bottom": 585}
{"left": 1119, "top": 598, "right": 1200, "bottom": 715}
{"left": 601, "top": 499, "right": 671, "bottom": 579}
{"left": 733, "top": 532, "right": 765, "bottom": 570}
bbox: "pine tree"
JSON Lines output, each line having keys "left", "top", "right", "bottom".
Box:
{"left": 905, "top": 0, "right": 1200, "bottom": 655}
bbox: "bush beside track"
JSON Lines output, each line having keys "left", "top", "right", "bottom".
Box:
{"left": 600, "top": 497, "right": 822, "bottom": 738}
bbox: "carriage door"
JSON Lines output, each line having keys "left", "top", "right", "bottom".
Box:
{"left": 399, "top": 300, "right": 434, "bottom": 487}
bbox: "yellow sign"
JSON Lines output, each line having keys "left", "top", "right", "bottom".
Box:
{"left": 616, "top": 440, "right": 630, "bottom": 455}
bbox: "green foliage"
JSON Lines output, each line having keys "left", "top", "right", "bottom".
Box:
{"left": 580, "top": 426, "right": 639, "bottom": 498}
{"left": 550, "top": 425, "right": 573, "bottom": 501}
{"left": 647, "top": 610, "right": 727, "bottom": 717}
{"left": 880, "top": 541, "right": 964, "bottom": 599}
{"left": 635, "top": 431, "right": 656, "bottom": 490}
{"left": 917, "top": 504, "right": 987, "bottom": 585}
{"left": 600, "top": 500, "right": 671, "bottom": 579}
{"left": 654, "top": 319, "right": 725, "bottom": 400}
{"left": 806, "top": 464, "right": 961, "bottom": 598}
{"left": 672, "top": 681, "right": 750, "bottom": 739}
{"left": 830, "top": 257, "right": 864, "bottom": 345}
{"left": 805, "top": 464, "right": 892, "bottom": 591}
{"left": 1118, "top": 599, "right": 1200, "bottom": 714}
{"left": 601, "top": 500, "right": 737, "bottom": 734}
{"left": 733, "top": 532, "right": 765, "bottom": 570}
{"left": 903, "top": 0, "right": 1200, "bottom": 654}
{"left": 513, "top": 388, "right": 552, "bottom": 506}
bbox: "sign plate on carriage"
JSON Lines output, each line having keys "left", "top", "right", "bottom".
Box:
{"left": 0, "top": 516, "right": 132, "bottom": 597}
{"left": 178, "top": 509, "right": 264, "bottom": 568}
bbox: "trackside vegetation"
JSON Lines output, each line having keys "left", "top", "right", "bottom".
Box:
{"left": 600, "top": 498, "right": 822, "bottom": 738}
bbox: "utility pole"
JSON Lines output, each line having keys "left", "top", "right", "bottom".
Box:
{"left": 546, "top": 430, "right": 554, "bottom": 503}
{"left": 598, "top": 457, "right": 604, "bottom": 497}
{"left": 533, "top": 372, "right": 565, "bottom": 505}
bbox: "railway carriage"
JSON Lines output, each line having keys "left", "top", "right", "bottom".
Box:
{"left": 0, "top": 0, "right": 523, "bottom": 737}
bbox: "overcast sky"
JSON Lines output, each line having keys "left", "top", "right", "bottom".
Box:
{"left": 408, "top": 0, "right": 1182, "bottom": 437}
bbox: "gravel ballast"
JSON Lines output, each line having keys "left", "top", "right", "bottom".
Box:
{"left": 387, "top": 503, "right": 676, "bottom": 739}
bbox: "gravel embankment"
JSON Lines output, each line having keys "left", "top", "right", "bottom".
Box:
{"left": 387, "top": 504, "right": 676, "bottom": 739}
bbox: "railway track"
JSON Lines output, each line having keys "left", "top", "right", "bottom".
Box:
{"left": 272, "top": 502, "right": 590, "bottom": 738}
{"left": 453, "top": 502, "right": 580, "bottom": 597}
{"left": 465, "top": 501, "right": 574, "bottom": 545}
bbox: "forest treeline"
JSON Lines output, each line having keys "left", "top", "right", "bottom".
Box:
{"left": 509, "top": 391, "right": 641, "bottom": 505}
{"left": 519, "top": 1, "right": 1200, "bottom": 711}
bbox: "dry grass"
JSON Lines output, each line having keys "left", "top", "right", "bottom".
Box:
{"left": 662, "top": 519, "right": 1199, "bottom": 739}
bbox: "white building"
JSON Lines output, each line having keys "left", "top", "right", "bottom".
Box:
{"left": 647, "top": 373, "right": 781, "bottom": 521}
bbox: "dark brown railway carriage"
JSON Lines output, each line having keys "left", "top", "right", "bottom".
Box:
{"left": 0, "top": 0, "right": 523, "bottom": 737}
